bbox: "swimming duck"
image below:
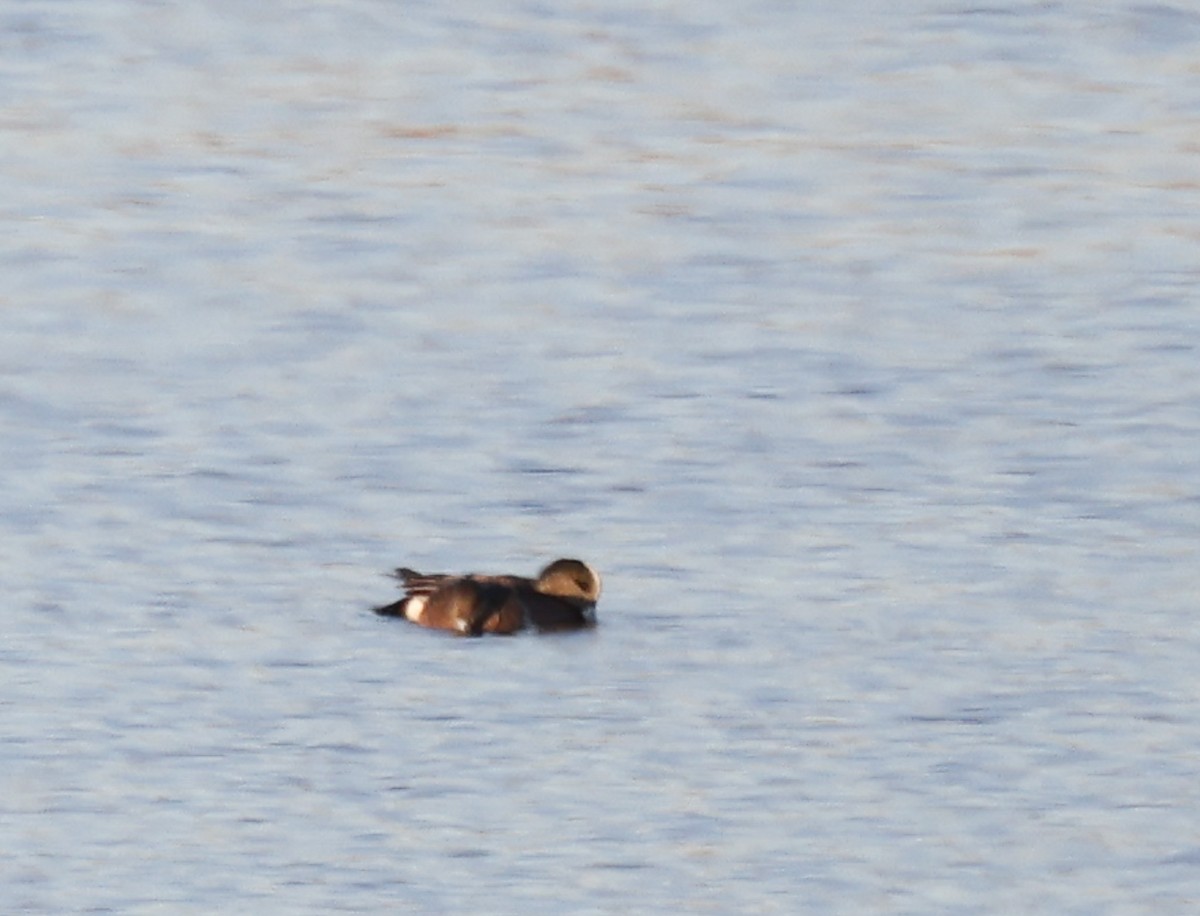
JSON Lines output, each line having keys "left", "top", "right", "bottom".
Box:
{"left": 373, "top": 558, "right": 601, "bottom": 635}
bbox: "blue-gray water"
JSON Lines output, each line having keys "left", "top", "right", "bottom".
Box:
{"left": 4, "top": 2, "right": 1200, "bottom": 912}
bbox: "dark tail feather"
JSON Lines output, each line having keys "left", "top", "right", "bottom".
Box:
{"left": 374, "top": 598, "right": 409, "bottom": 618}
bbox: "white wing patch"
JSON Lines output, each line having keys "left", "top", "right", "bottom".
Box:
{"left": 404, "top": 595, "right": 427, "bottom": 624}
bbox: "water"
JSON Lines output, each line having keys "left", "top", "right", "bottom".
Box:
{"left": 4, "top": 1, "right": 1200, "bottom": 912}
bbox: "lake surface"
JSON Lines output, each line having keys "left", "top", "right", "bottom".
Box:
{"left": 4, "top": 1, "right": 1200, "bottom": 912}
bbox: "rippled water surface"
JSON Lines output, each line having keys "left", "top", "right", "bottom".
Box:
{"left": 4, "top": 2, "right": 1200, "bottom": 912}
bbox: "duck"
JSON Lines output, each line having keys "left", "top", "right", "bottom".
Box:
{"left": 373, "top": 558, "right": 601, "bottom": 635}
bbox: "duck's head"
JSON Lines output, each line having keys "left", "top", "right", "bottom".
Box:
{"left": 536, "top": 558, "right": 602, "bottom": 603}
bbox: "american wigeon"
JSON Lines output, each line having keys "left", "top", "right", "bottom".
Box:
{"left": 373, "top": 558, "right": 601, "bottom": 635}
